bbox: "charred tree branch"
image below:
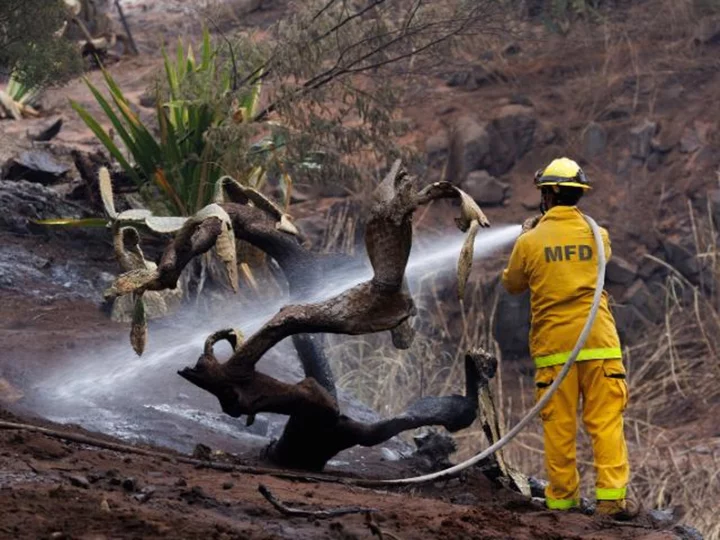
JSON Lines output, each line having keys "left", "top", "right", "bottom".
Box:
{"left": 110, "top": 160, "right": 493, "bottom": 471}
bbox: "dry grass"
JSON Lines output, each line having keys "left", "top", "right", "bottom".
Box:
{"left": 327, "top": 275, "right": 501, "bottom": 420}
{"left": 326, "top": 211, "right": 720, "bottom": 537}
{"left": 318, "top": 4, "right": 720, "bottom": 534}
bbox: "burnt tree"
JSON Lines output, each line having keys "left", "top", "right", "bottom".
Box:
{"left": 106, "top": 161, "right": 496, "bottom": 471}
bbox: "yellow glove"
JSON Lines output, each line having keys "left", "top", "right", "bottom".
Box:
{"left": 521, "top": 215, "right": 541, "bottom": 234}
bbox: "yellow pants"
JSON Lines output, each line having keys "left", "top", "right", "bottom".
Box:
{"left": 534, "top": 358, "right": 629, "bottom": 509}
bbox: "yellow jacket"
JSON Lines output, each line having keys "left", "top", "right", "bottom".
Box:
{"left": 502, "top": 206, "right": 622, "bottom": 367}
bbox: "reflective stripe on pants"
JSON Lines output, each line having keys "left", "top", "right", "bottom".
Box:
{"left": 535, "top": 358, "right": 630, "bottom": 507}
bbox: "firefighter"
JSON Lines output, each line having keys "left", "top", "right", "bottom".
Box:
{"left": 501, "top": 157, "right": 637, "bottom": 519}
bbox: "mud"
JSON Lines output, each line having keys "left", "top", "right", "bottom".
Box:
{"left": 0, "top": 407, "right": 684, "bottom": 540}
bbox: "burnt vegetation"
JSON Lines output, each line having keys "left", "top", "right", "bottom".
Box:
{"left": 104, "top": 161, "right": 495, "bottom": 470}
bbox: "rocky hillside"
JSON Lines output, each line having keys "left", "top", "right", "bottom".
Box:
{"left": 397, "top": 2, "right": 720, "bottom": 357}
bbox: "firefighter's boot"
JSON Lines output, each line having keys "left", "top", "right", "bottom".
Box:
{"left": 596, "top": 499, "right": 640, "bottom": 520}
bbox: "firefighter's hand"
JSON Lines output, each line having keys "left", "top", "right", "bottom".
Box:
{"left": 521, "top": 215, "right": 541, "bottom": 234}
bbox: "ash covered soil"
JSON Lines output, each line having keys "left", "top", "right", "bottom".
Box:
{"left": 0, "top": 408, "right": 678, "bottom": 540}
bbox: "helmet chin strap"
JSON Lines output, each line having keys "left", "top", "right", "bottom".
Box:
{"left": 539, "top": 185, "right": 560, "bottom": 215}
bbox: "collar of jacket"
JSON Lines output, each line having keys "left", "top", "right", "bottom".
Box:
{"left": 539, "top": 205, "right": 581, "bottom": 223}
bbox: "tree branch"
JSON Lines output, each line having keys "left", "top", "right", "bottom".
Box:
{"left": 252, "top": 4, "right": 496, "bottom": 122}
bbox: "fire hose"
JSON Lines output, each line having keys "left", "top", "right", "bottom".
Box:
{"left": 0, "top": 215, "right": 606, "bottom": 489}
{"left": 373, "top": 213, "right": 607, "bottom": 485}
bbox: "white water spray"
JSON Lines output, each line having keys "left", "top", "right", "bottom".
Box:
{"left": 30, "top": 224, "right": 521, "bottom": 451}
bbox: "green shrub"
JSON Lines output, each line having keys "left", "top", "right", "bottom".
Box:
{"left": 0, "top": 0, "right": 82, "bottom": 89}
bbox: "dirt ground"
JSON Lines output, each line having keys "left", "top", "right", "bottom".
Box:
{"left": 0, "top": 291, "right": 686, "bottom": 539}
{"left": 0, "top": 405, "right": 681, "bottom": 540}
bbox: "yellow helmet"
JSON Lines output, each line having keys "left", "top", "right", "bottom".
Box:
{"left": 534, "top": 157, "right": 591, "bottom": 190}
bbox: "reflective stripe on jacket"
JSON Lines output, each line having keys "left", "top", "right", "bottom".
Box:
{"left": 501, "top": 206, "right": 622, "bottom": 367}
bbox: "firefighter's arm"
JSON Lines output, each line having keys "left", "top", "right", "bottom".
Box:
{"left": 502, "top": 235, "right": 529, "bottom": 294}
{"left": 601, "top": 227, "right": 612, "bottom": 261}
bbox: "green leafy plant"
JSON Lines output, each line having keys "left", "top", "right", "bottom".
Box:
{"left": 70, "top": 28, "right": 270, "bottom": 216}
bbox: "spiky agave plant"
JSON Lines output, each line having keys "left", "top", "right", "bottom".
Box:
{"left": 70, "top": 27, "right": 273, "bottom": 216}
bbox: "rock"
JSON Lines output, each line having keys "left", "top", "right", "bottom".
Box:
{"left": 503, "top": 43, "right": 521, "bottom": 56}
{"left": 582, "top": 122, "right": 607, "bottom": 158}
{"left": 685, "top": 146, "right": 719, "bottom": 183}
{"left": 679, "top": 126, "right": 702, "bottom": 153}
{"left": 446, "top": 70, "right": 473, "bottom": 88}
{"left": 673, "top": 524, "right": 705, "bottom": 540}
{"left": 493, "top": 287, "right": 530, "bottom": 361}
{"left": 509, "top": 94, "right": 533, "bottom": 107}
{"left": 100, "top": 499, "right": 111, "bottom": 513}
{"left": 68, "top": 475, "right": 90, "bottom": 489}
{"left": 132, "top": 486, "right": 156, "bottom": 503}
{"left": 648, "top": 508, "right": 678, "bottom": 527}
{"left": 446, "top": 66, "right": 506, "bottom": 91}
{"left": 662, "top": 240, "right": 698, "bottom": 278}
{"left": 650, "top": 136, "right": 674, "bottom": 154}
{"left": 87, "top": 472, "right": 102, "bottom": 484}
{"left": 192, "top": 443, "right": 213, "bottom": 461}
{"left": 535, "top": 122, "right": 560, "bottom": 146}
{"left": 447, "top": 107, "right": 536, "bottom": 180}
{"left": 638, "top": 255, "right": 668, "bottom": 281}
{"left": 528, "top": 477, "right": 548, "bottom": 499}
{"left": 425, "top": 131, "right": 449, "bottom": 168}
{"left": 461, "top": 171, "right": 509, "bottom": 206}
{"left": 606, "top": 257, "right": 637, "bottom": 285}
{"left": 413, "top": 429, "right": 456, "bottom": 471}
{"left": 138, "top": 91, "right": 156, "bottom": 108}
{"left": 646, "top": 151, "right": 662, "bottom": 172}
{"left": 3, "top": 150, "right": 70, "bottom": 184}
{"left": 680, "top": 132, "right": 702, "bottom": 154}
{"left": 629, "top": 120, "right": 658, "bottom": 160}
{"left": 27, "top": 117, "right": 64, "bottom": 143}
{"left": 488, "top": 105, "right": 537, "bottom": 176}
{"left": 612, "top": 304, "right": 647, "bottom": 345}
{"left": 622, "top": 280, "right": 663, "bottom": 324}
{"left": 122, "top": 477, "right": 138, "bottom": 492}
{"left": 446, "top": 116, "right": 492, "bottom": 183}
{"left": 222, "top": 481, "right": 234, "bottom": 490}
